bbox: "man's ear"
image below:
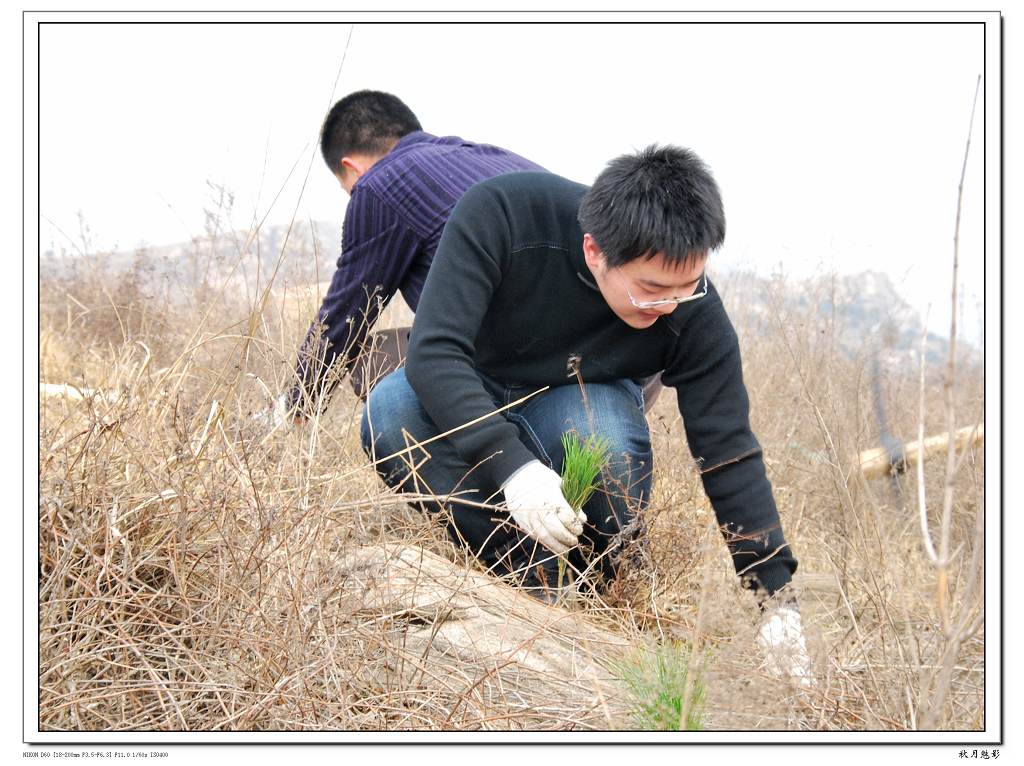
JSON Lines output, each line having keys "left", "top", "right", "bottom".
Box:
{"left": 340, "top": 156, "right": 363, "bottom": 177}
{"left": 582, "top": 233, "right": 605, "bottom": 272}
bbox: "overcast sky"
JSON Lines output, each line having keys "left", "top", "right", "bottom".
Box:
{"left": 38, "top": 18, "right": 989, "bottom": 344}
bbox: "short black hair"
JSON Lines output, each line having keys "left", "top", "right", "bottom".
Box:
{"left": 319, "top": 90, "right": 422, "bottom": 173}
{"left": 578, "top": 145, "right": 725, "bottom": 269}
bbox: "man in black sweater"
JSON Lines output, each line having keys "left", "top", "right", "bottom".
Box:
{"left": 361, "top": 146, "right": 811, "bottom": 684}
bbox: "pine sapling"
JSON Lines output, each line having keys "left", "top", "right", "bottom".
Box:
{"left": 612, "top": 641, "right": 709, "bottom": 731}
{"left": 558, "top": 431, "right": 611, "bottom": 594}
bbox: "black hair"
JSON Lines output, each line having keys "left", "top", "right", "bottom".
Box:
{"left": 578, "top": 145, "right": 725, "bottom": 268}
{"left": 319, "top": 90, "right": 422, "bottom": 173}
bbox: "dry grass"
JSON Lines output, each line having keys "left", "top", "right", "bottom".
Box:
{"left": 36, "top": 231, "right": 985, "bottom": 732}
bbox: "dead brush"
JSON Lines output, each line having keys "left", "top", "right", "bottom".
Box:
{"left": 37, "top": 228, "right": 641, "bottom": 731}
{"left": 37, "top": 247, "right": 985, "bottom": 731}
{"left": 36, "top": 128, "right": 986, "bottom": 731}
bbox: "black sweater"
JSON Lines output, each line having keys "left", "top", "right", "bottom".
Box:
{"left": 406, "top": 172, "right": 796, "bottom": 595}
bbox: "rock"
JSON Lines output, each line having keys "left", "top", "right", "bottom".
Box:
{"left": 336, "top": 544, "right": 634, "bottom": 729}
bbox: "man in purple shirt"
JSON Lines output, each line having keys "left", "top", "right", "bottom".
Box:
{"left": 272, "top": 90, "right": 544, "bottom": 424}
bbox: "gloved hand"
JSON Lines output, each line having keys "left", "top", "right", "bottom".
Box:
{"left": 757, "top": 600, "right": 814, "bottom": 688}
{"left": 501, "top": 460, "right": 586, "bottom": 555}
{"left": 253, "top": 393, "right": 302, "bottom": 435}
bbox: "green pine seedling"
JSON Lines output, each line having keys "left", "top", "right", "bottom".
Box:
{"left": 557, "top": 432, "right": 611, "bottom": 595}
{"left": 612, "top": 641, "right": 709, "bottom": 731}
{"left": 560, "top": 432, "right": 611, "bottom": 510}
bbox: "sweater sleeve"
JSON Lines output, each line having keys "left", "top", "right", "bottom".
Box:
{"left": 287, "top": 187, "right": 422, "bottom": 416}
{"left": 404, "top": 184, "right": 538, "bottom": 490}
{"left": 661, "top": 287, "right": 797, "bottom": 596}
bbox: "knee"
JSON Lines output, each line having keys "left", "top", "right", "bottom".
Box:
{"left": 360, "top": 368, "right": 414, "bottom": 459}
{"left": 569, "top": 381, "right": 652, "bottom": 463}
{"left": 552, "top": 382, "right": 652, "bottom": 504}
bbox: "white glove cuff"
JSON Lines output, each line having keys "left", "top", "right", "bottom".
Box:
{"left": 500, "top": 459, "right": 546, "bottom": 491}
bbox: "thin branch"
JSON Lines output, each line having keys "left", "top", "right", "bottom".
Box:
{"left": 916, "top": 320, "right": 939, "bottom": 565}
{"left": 920, "top": 72, "right": 982, "bottom": 731}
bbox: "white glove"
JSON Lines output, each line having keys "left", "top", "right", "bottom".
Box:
{"left": 501, "top": 460, "right": 586, "bottom": 555}
{"left": 757, "top": 604, "right": 814, "bottom": 688}
{"left": 253, "top": 394, "right": 299, "bottom": 435}
{"left": 271, "top": 394, "right": 295, "bottom": 429}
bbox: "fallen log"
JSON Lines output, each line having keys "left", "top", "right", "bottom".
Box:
{"left": 40, "top": 382, "right": 97, "bottom": 401}
{"left": 335, "top": 544, "right": 636, "bottom": 729}
{"left": 858, "top": 423, "right": 983, "bottom": 480}
{"left": 39, "top": 382, "right": 120, "bottom": 404}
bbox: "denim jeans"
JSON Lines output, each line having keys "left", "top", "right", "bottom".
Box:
{"left": 360, "top": 368, "right": 653, "bottom": 591}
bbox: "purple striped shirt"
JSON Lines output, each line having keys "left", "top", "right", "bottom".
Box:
{"left": 289, "top": 131, "right": 544, "bottom": 413}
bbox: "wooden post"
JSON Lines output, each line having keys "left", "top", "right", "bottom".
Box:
{"left": 858, "top": 423, "right": 983, "bottom": 479}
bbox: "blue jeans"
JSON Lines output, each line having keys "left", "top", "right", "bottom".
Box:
{"left": 360, "top": 368, "right": 653, "bottom": 591}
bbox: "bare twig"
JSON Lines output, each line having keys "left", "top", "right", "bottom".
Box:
{"left": 919, "top": 73, "right": 982, "bottom": 731}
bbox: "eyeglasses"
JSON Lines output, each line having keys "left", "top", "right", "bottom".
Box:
{"left": 623, "top": 270, "right": 708, "bottom": 309}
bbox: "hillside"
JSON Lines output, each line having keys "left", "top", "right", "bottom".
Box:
{"left": 37, "top": 223, "right": 986, "bottom": 732}
{"left": 40, "top": 222, "right": 979, "bottom": 372}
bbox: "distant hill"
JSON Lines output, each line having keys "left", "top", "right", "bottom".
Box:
{"left": 40, "top": 222, "right": 979, "bottom": 370}
{"left": 715, "top": 269, "right": 979, "bottom": 370}
{"left": 40, "top": 219, "right": 343, "bottom": 299}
